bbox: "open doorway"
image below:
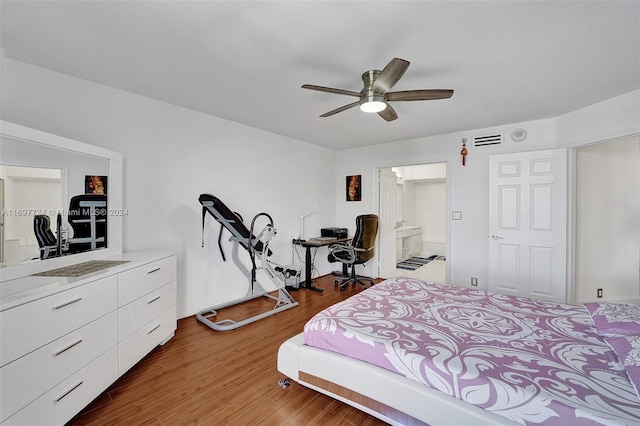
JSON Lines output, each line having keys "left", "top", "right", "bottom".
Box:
{"left": 378, "top": 162, "right": 447, "bottom": 283}
{"left": 572, "top": 136, "right": 640, "bottom": 305}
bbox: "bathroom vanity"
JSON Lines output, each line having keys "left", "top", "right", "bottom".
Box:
{"left": 396, "top": 225, "right": 422, "bottom": 261}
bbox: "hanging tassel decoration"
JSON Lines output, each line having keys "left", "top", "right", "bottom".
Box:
{"left": 461, "top": 138, "right": 468, "bottom": 166}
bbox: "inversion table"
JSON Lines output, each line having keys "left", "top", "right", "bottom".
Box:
{"left": 197, "top": 194, "right": 299, "bottom": 331}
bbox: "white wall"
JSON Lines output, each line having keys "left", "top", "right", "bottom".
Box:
{"left": 1, "top": 58, "right": 337, "bottom": 318}
{"left": 401, "top": 180, "right": 416, "bottom": 225}
{"left": 556, "top": 90, "right": 640, "bottom": 148}
{"left": 414, "top": 180, "right": 446, "bottom": 247}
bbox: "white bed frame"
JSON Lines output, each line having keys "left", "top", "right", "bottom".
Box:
{"left": 278, "top": 333, "right": 518, "bottom": 426}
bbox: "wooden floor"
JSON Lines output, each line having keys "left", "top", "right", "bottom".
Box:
{"left": 68, "top": 275, "right": 387, "bottom": 425}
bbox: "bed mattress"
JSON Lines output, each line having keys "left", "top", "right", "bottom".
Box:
{"left": 303, "top": 277, "right": 640, "bottom": 425}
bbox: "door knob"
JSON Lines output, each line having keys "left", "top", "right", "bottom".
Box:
{"left": 491, "top": 235, "right": 504, "bottom": 240}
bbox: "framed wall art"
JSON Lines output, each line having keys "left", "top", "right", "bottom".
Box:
{"left": 346, "top": 175, "right": 361, "bottom": 201}
{"left": 85, "top": 175, "right": 107, "bottom": 194}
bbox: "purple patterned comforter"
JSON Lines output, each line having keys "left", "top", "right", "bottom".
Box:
{"left": 304, "top": 277, "right": 640, "bottom": 425}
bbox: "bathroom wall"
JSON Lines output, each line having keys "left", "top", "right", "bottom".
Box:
{"left": 414, "top": 179, "right": 446, "bottom": 256}
{"left": 401, "top": 180, "right": 416, "bottom": 225}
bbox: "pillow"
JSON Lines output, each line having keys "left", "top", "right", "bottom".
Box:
{"left": 606, "top": 335, "right": 640, "bottom": 399}
{"left": 584, "top": 302, "right": 640, "bottom": 337}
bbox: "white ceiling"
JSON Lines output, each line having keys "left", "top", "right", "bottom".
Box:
{"left": 1, "top": 1, "right": 638, "bottom": 151}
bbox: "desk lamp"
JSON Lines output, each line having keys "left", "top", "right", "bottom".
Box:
{"left": 298, "top": 206, "right": 317, "bottom": 240}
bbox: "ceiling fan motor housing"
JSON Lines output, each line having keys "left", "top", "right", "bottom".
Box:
{"left": 362, "top": 70, "right": 381, "bottom": 89}
{"left": 360, "top": 70, "right": 387, "bottom": 112}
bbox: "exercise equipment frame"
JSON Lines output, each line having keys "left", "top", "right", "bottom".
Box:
{"left": 197, "top": 194, "right": 298, "bottom": 331}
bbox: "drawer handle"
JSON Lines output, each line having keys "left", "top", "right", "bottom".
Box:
{"left": 52, "top": 297, "right": 82, "bottom": 310}
{"left": 147, "top": 323, "right": 161, "bottom": 335}
{"left": 147, "top": 295, "right": 161, "bottom": 305}
{"left": 54, "top": 339, "right": 83, "bottom": 357}
{"left": 147, "top": 267, "right": 161, "bottom": 275}
{"left": 54, "top": 381, "right": 83, "bottom": 403}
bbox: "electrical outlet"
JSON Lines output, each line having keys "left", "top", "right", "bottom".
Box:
{"left": 471, "top": 277, "right": 478, "bottom": 287}
{"left": 597, "top": 288, "right": 603, "bottom": 298}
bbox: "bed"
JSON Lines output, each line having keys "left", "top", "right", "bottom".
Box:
{"left": 277, "top": 277, "right": 640, "bottom": 425}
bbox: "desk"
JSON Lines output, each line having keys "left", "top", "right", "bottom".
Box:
{"left": 293, "top": 237, "right": 349, "bottom": 292}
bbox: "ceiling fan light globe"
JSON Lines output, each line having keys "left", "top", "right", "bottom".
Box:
{"left": 360, "top": 100, "right": 387, "bottom": 113}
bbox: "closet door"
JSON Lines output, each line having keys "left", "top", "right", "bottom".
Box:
{"left": 488, "top": 149, "right": 568, "bottom": 303}
{"left": 574, "top": 136, "right": 640, "bottom": 304}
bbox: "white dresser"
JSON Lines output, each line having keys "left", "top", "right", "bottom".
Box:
{"left": 0, "top": 251, "right": 177, "bottom": 425}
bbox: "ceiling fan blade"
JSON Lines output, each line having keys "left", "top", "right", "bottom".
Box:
{"left": 372, "top": 58, "right": 410, "bottom": 94}
{"left": 386, "top": 89, "right": 454, "bottom": 102}
{"left": 302, "top": 84, "right": 361, "bottom": 97}
{"left": 320, "top": 101, "right": 360, "bottom": 117}
{"left": 378, "top": 104, "right": 398, "bottom": 122}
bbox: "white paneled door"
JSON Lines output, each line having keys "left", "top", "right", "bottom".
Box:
{"left": 489, "top": 149, "right": 567, "bottom": 303}
{"left": 378, "top": 168, "right": 397, "bottom": 278}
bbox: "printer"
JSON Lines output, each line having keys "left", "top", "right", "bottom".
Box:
{"left": 321, "top": 227, "right": 348, "bottom": 238}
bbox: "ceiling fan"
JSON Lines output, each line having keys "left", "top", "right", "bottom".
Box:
{"left": 302, "top": 58, "right": 454, "bottom": 122}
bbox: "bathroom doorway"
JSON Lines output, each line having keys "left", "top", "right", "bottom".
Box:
{"left": 378, "top": 162, "right": 447, "bottom": 283}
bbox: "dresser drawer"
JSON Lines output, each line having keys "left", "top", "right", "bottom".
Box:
{"left": 119, "top": 305, "right": 176, "bottom": 376}
{"left": 118, "top": 256, "right": 176, "bottom": 306}
{"left": 0, "top": 275, "right": 118, "bottom": 367}
{"left": 118, "top": 280, "right": 176, "bottom": 341}
{"left": 2, "top": 347, "right": 118, "bottom": 426}
{"left": 0, "top": 311, "right": 117, "bottom": 423}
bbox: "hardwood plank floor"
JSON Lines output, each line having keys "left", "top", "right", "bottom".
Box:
{"left": 68, "top": 275, "right": 387, "bottom": 425}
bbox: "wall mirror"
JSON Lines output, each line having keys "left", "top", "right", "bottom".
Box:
{"left": 0, "top": 121, "right": 123, "bottom": 282}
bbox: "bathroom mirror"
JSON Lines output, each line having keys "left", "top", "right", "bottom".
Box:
{"left": 0, "top": 121, "right": 123, "bottom": 281}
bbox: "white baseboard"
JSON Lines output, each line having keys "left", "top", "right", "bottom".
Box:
{"left": 577, "top": 297, "right": 640, "bottom": 306}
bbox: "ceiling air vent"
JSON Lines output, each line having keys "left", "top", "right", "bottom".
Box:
{"left": 473, "top": 134, "right": 503, "bottom": 148}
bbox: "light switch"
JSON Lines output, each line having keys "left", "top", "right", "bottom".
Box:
{"left": 452, "top": 211, "right": 462, "bottom": 220}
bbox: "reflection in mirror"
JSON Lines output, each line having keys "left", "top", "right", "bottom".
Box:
{"left": 0, "top": 165, "right": 63, "bottom": 264}
{"left": 0, "top": 121, "right": 121, "bottom": 281}
{"left": 66, "top": 193, "right": 108, "bottom": 255}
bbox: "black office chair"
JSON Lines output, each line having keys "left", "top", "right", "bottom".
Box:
{"left": 67, "top": 194, "right": 107, "bottom": 254}
{"left": 327, "top": 214, "right": 379, "bottom": 290}
{"left": 33, "top": 215, "right": 58, "bottom": 259}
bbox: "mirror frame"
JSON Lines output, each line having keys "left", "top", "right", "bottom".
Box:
{"left": 0, "top": 120, "right": 123, "bottom": 282}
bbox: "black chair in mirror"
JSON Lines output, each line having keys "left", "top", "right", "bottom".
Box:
{"left": 33, "top": 215, "right": 59, "bottom": 260}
